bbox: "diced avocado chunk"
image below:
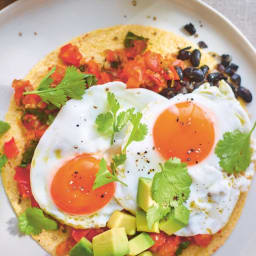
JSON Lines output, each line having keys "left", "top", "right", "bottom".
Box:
{"left": 128, "top": 233, "right": 155, "bottom": 256}
{"left": 138, "top": 251, "right": 153, "bottom": 256}
{"left": 107, "top": 211, "right": 136, "bottom": 235}
{"left": 136, "top": 209, "right": 159, "bottom": 233}
{"left": 137, "top": 177, "right": 155, "bottom": 212}
{"left": 159, "top": 212, "right": 185, "bottom": 235}
{"left": 92, "top": 228, "right": 129, "bottom": 256}
{"left": 69, "top": 237, "right": 93, "bottom": 256}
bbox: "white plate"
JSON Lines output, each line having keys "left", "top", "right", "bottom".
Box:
{"left": 0, "top": 0, "right": 255, "bottom": 255}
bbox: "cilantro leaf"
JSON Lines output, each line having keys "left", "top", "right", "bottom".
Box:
{"left": 0, "top": 154, "right": 7, "bottom": 173}
{"left": 147, "top": 204, "right": 170, "bottom": 229}
{"left": 215, "top": 122, "right": 256, "bottom": 173}
{"left": 18, "top": 207, "right": 58, "bottom": 235}
{"left": 116, "top": 108, "right": 135, "bottom": 132}
{"left": 123, "top": 112, "right": 148, "bottom": 153}
{"left": 149, "top": 158, "right": 192, "bottom": 227}
{"left": 175, "top": 241, "right": 190, "bottom": 256}
{"left": 24, "top": 66, "right": 95, "bottom": 108}
{"left": 38, "top": 67, "right": 56, "bottom": 90}
{"left": 93, "top": 158, "right": 127, "bottom": 190}
{"left": 111, "top": 153, "right": 127, "bottom": 175}
{"left": 20, "top": 140, "right": 38, "bottom": 167}
{"left": 124, "top": 31, "right": 148, "bottom": 48}
{"left": 107, "top": 92, "right": 120, "bottom": 115}
{"left": 95, "top": 92, "right": 135, "bottom": 145}
{"left": 0, "top": 120, "right": 10, "bottom": 136}
{"left": 95, "top": 112, "right": 114, "bottom": 137}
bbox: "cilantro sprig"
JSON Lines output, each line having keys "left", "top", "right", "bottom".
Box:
{"left": 24, "top": 66, "right": 96, "bottom": 108}
{"left": 93, "top": 158, "right": 127, "bottom": 190}
{"left": 18, "top": 207, "right": 58, "bottom": 235}
{"left": 147, "top": 158, "right": 192, "bottom": 228}
{"left": 124, "top": 31, "right": 148, "bottom": 48}
{"left": 95, "top": 92, "right": 135, "bottom": 145}
{"left": 0, "top": 154, "right": 7, "bottom": 173}
{"left": 0, "top": 120, "right": 10, "bottom": 137}
{"left": 122, "top": 112, "right": 148, "bottom": 153}
{"left": 215, "top": 122, "right": 256, "bottom": 173}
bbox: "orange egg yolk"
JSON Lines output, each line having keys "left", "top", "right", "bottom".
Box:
{"left": 51, "top": 154, "right": 115, "bottom": 215}
{"left": 153, "top": 101, "right": 215, "bottom": 165}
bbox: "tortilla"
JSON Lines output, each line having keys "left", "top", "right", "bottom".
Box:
{"left": 0, "top": 24, "right": 252, "bottom": 256}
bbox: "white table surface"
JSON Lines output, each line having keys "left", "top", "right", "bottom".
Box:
{"left": 203, "top": 0, "right": 256, "bottom": 46}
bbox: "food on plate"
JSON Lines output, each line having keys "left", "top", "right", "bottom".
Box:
{"left": 0, "top": 25, "right": 255, "bottom": 256}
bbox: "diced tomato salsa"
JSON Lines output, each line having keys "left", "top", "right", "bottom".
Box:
{"left": 4, "top": 137, "right": 19, "bottom": 159}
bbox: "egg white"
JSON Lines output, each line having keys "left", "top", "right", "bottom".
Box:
{"left": 115, "top": 81, "right": 255, "bottom": 235}
{"left": 30, "top": 82, "right": 167, "bottom": 228}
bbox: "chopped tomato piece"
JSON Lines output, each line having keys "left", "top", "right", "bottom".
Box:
{"left": 149, "top": 232, "right": 167, "bottom": 253}
{"left": 59, "top": 43, "right": 83, "bottom": 67}
{"left": 4, "top": 137, "right": 19, "bottom": 159}
{"left": 50, "top": 65, "right": 66, "bottom": 85}
{"left": 98, "top": 72, "right": 112, "bottom": 84}
{"left": 126, "top": 40, "right": 147, "bottom": 59}
{"left": 56, "top": 237, "right": 76, "bottom": 256}
{"left": 157, "top": 236, "right": 181, "bottom": 256}
{"left": 145, "top": 70, "right": 166, "bottom": 91}
{"left": 31, "top": 195, "right": 40, "bottom": 208}
{"left": 144, "top": 51, "right": 162, "bottom": 73}
{"left": 193, "top": 234, "right": 213, "bottom": 247}
{"left": 170, "top": 65, "right": 180, "bottom": 80}
{"left": 71, "top": 228, "right": 91, "bottom": 242}
{"left": 172, "top": 59, "right": 185, "bottom": 70}
{"left": 86, "top": 60, "right": 101, "bottom": 80}
{"left": 14, "top": 165, "right": 31, "bottom": 198}
{"left": 22, "top": 114, "right": 42, "bottom": 131}
{"left": 12, "top": 79, "right": 33, "bottom": 106}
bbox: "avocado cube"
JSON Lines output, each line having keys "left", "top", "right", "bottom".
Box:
{"left": 69, "top": 237, "right": 93, "bottom": 256}
{"left": 137, "top": 178, "right": 155, "bottom": 212}
{"left": 92, "top": 228, "right": 129, "bottom": 256}
{"left": 136, "top": 209, "right": 159, "bottom": 233}
{"left": 107, "top": 211, "right": 136, "bottom": 235}
{"left": 138, "top": 252, "right": 153, "bottom": 256}
{"left": 159, "top": 213, "right": 185, "bottom": 235}
{"left": 128, "top": 233, "right": 155, "bottom": 256}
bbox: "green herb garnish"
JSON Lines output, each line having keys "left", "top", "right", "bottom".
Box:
{"left": 215, "top": 122, "right": 256, "bottom": 173}
{"left": 124, "top": 31, "right": 148, "bottom": 48}
{"left": 0, "top": 121, "right": 10, "bottom": 136}
{"left": 147, "top": 158, "right": 192, "bottom": 228}
{"left": 20, "top": 140, "right": 38, "bottom": 167}
{"left": 24, "top": 66, "right": 96, "bottom": 108}
{"left": 93, "top": 158, "right": 127, "bottom": 190}
{"left": 175, "top": 241, "right": 190, "bottom": 256}
{"left": 0, "top": 154, "right": 7, "bottom": 173}
{"left": 18, "top": 207, "right": 58, "bottom": 235}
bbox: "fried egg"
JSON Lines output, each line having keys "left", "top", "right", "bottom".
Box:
{"left": 30, "top": 82, "right": 168, "bottom": 228}
{"left": 115, "top": 80, "right": 255, "bottom": 236}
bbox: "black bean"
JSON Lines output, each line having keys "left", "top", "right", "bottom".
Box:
{"left": 190, "top": 49, "right": 201, "bottom": 67}
{"left": 229, "top": 63, "right": 239, "bottom": 72}
{"left": 183, "top": 67, "right": 204, "bottom": 82}
{"left": 184, "top": 23, "right": 196, "bottom": 35}
{"left": 207, "top": 72, "right": 226, "bottom": 83}
{"left": 177, "top": 49, "right": 191, "bottom": 60}
{"left": 237, "top": 86, "right": 252, "bottom": 103}
{"left": 217, "top": 64, "right": 226, "bottom": 73}
{"left": 221, "top": 54, "right": 232, "bottom": 67}
{"left": 224, "top": 66, "right": 234, "bottom": 76}
{"left": 160, "top": 88, "right": 176, "bottom": 99}
{"left": 231, "top": 73, "right": 241, "bottom": 86}
{"left": 200, "top": 65, "right": 209, "bottom": 76}
{"left": 198, "top": 41, "right": 208, "bottom": 49}
{"left": 174, "top": 66, "right": 184, "bottom": 80}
